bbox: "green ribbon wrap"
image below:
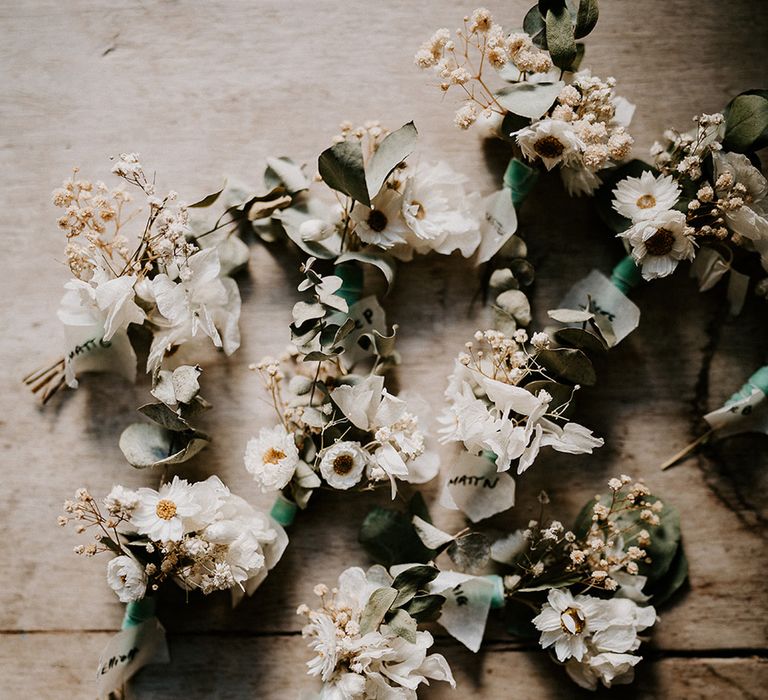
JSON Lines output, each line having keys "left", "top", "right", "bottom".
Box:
{"left": 610, "top": 255, "right": 644, "bottom": 296}
{"left": 727, "top": 366, "right": 768, "bottom": 404}
{"left": 270, "top": 493, "right": 298, "bottom": 527}
{"left": 503, "top": 158, "right": 539, "bottom": 206}
{"left": 334, "top": 261, "right": 364, "bottom": 306}
{"left": 483, "top": 574, "right": 506, "bottom": 609}
{"left": 121, "top": 596, "right": 156, "bottom": 630}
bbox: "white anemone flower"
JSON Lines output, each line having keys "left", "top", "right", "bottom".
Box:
{"left": 106, "top": 555, "right": 147, "bottom": 603}
{"left": 243, "top": 424, "right": 300, "bottom": 492}
{"left": 350, "top": 188, "right": 411, "bottom": 249}
{"left": 612, "top": 171, "right": 681, "bottom": 222}
{"left": 399, "top": 161, "right": 482, "bottom": 258}
{"left": 619, "top": 209, "right": 695, "bottom": 280}
{"left": 516, "top": 118, "right": 583, "bottom": 171}
{"left": 131, "top": 476, "right": 200, "bottom": 542}
{"left": 144, "top": 247, "right": 241, "bottom": 371}
{"left": 319, "top": 441, "right": 368, "bottom": 490}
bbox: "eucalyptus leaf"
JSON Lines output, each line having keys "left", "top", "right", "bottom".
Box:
{"left": 170, "top": 365, "right": 201, "bottom": 404}
{"left": 648, "top": 543, "right": 688, "bottom": 606}
{"left": 547, "top": 308, "right": 594, "bottom": 323}
{"left": 537, "top": 347, "right": 596, "bottom": 386}
{"left": 496, "top": 81, "right": 564, "bottom": 120}
{"left": 188, "top": 183, "right": 226, "bottom": 208}
{"left": 336, "top": 250, "right": 396, "bottom": 291}
{"left": 318, "top": 140, "right": 370, "bottom": 206}
{"left": 365, "top": 122, "right": 417, "bottom": 200}
{"left": 574, "top": 0, "right": 599, "bottom": 39}
{"left": 545, "top": 5, "right": 577, "bottom": 69}
{"left": 412, "top": 515, "right": 455, "bottom": 550}
{"left": 723, "top": 93, "right": 768, "bottom": 153}
{"left": 387, "top": 608, "right": 418, "bottom": 643}
{"left": 391, "top": 565, "right": 440, "bottom": 608}
{"left": 264, "top": 156, "right": 309, "bottom": 194}
{"left": 505, "top": 597, "right": 538, "bottom": 639}
{"left": 275, "top": 203, "right": 340, "bottom": 260}
{"left": 292, "top": 301, "right": 325, "bottom": 327}
{"left": 405, "top": 593, "right": 446, "bottom": 623}
{"left": 137, "top": 403, "right": 191, "bottom": 432}
{"left": 359, "top": 507, "right": 435, "bottom": 567}
{"left": 447, "top": 532, "right": 491, "bottom": 573}
{"left": 118, "top": 423, "right": 209, "bottom": 469}
{"left": 554, "top": 327, "right": 608, "bottom": 354}
{"left": 523, "top": 5, "right": 547, "bottom": 48}
{"left": 359, "top": 587, "right": 398, "bottom": 635}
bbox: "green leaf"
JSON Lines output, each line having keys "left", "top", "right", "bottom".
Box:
{"left": 273, "top": 201, "right": 340, "bottom": 260}
{"left": 723, "top": 93, "right": 768, "bottom": 153}
{"left": 188, "top": 183, "right": 226, "bottom": 208}
{"left": 405, "top": 593, "right": 446, "bottom": 623}
{"left": 547, "top": 308, "right": 594, "bottom": 323}
{"left": 537, "top": 347, "right": 596, "bottom": 386}
{"left": 496, "top": 81, "right": 564, "bottom": 120}
{"left": 545, "top": 5, "right": 577, "bottom": 70}
{"left": 391, "top": 565, "right": 439, "bottom": 608}
{"left": 595, "top": 159, "right": 659, "bottom": 232}
{"left": 292, "top": 301, "right": 325, "bottom": 327}
{"left": 99, "top": 536, "right": 122, "bottom": 555}
{"left": 554, "top": 327, "right": 608, "bottom": 354}
{"left": 505, "top": 597, "right": 539, "bottom": 639}
{"left": 523, "top": 380, "right": 574, "bottom": 415}
{"left": 264, "top": 156, "right": 309, "bottom": 195}
{"left": 648, "top": 543, "right": 688, "bottom": 606}
{"left": 359, "top": 587, "right": 398, "bottom": 635}
{"left": 137, "top": 403, "right": 191, "bottom": 432}
{"left": 387, "top": 608, "right": 418, "bottom": 643}
{"left": 447, "top": 532, "right": 491, "bottom": 573}
{"left": 318, "top": 140, "right": 370, "bottom": 206}
{"left": 336, "top": 250, "right": 396, "bottom": 291}
{"left": 118, "top": 423, "right": 209, "bottom": 469}
{"left": 524, "top": 5, "right": 547, "bottom": 48}
{"left": 359, "top": 507, "right": 435, "bottom": 567}
{"left": 499, "top": 111, "right": 531, "bottom": 142}
{"left": 365, "top": 122, "right": 418, "bottom": 200}
{"left": 574, "top": 0, "right": 599, "bottom": 39}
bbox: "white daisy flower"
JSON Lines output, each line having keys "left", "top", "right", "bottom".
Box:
{"left": 319, "top": 441, "right": 367, "bottom": 490}
{"left": 106, "top": 555, "right": 147, "bottom": 603}
{"left": 131, "top": 475, "right": 200, "bottom": 542}
{"left": 350, "top": 188, "right": 411, "bottom": 249}
{"left": 516, "top": 118, "right": 583, "bottom": 171}
{"left": 612, "top": 171, "right": 681, "bottom": 222}
{"left": 532, "top": 588, "right": 605, "bottom": 662}
{"left": 243, "top": 424, "right": 300, "bottom": 493}
{"left": 618, "top": 209, "right": 695, "bottom": 280}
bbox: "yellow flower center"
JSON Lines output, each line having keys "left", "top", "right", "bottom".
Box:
{"left": 333, "top": 454, "right": 355, "bottom": 475}
{"left": 645, "top": 227, "right": 675, "bottom": 256}
{"left": 533, "top": 135, "right": 565, "bottom": 159}
{"left": 636, "top": 194, "right": 657, "bottom": 209}
{"left": 560, "top": 607, "right": 586, "bottom": 635}
{"left": 367, "top": 209, "right": 388, "bottom": 232}
{"left": 155, "top": 499, "right": 177, "bottom": 521}
{"left": 263, "top": 447, "right": 287, "bottom": 465}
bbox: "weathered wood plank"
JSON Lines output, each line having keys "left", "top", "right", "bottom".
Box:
{"left": 0, "top": 0, "right": 766, "bottom": 696}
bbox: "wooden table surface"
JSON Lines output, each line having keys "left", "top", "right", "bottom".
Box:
{"left": 2, "top": 1, "right": 767, "bottom": 697}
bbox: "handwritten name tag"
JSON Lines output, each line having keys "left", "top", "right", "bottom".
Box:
{"left": 437, "top": 576, "right": 496, "bottom": 652}
{"left": 96, "top": 617, "right": 169, "bottom": 698}
{"left": 558, "top": 270, "right": 640, "bottom": 345}
{"left": 62, "top": 323, "right": 137, "bottom": 388}
{"left": 328, "top": 295, "right": 388, "bottom": 370}
{"left": 705, "top": 388, "right": 768, "bottom": 438}
{"left": 476, "top": 189, "right": 519, "bottom": 264}
{"left": 440, "top": 453, "right": 516, "bottom": 522}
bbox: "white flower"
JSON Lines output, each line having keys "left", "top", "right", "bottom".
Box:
{"left": 533, "top": 589, "right": 606, "bottom": 662}
{"left": 566, "top": 651, "right": 641, "bottom": 690}
{"left": 398, "top": 161, "right": 482, "bottom": 258}
{"left": 301, "top": 566, "right": 455, "bottom": 698}
{"left": 619, "top": 209, "right": 695, "bottom": 280}
{"left": 612, "top": 171, "right": 681, "bottom": 222}
{"left": 106, "top": 555, "right": 147, "bottom": 603}
{"left": 350, "top": 188, "right": 411, "bottom": 249}
{"left": 319, "top": 441, "right": 367, "bottom": 490}
{"left": 130, "top": 475, "right": 200, "bottom": 542}
{"left": 104, "top": 485, "right": 139, "bottom": 514}
{"left": 144, "top": 247, "right": 241, "bottom": 372}
{"left": 516, "top": 118, "right": 583, "bottom": 171}
{"left": 244, "top": 424, "right": 300, "bottom": 493}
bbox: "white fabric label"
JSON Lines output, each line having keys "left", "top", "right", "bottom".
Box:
{"left": 704, "top": 389, "right": 768, "bottom": 438}
{"left": 433, "top": 575, "right": 495, "bottom": 653}
{"left": 476, "top": 189, "right": 519, "bottom": 264}
{"left": 558, "top": 270, "right": 640, "bottom": 345}
{"left": 63, "top": 323, "right": 137, "bottom": 388}
{"left": 328, "top": 295, "right": 388, "bottom": 370}
{"left": 96, "top": 617, "right": 169, "bottom": 699}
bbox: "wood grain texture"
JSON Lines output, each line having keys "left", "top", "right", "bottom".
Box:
{"left": 1, "top": 0, "right": 767, "bottom": 697}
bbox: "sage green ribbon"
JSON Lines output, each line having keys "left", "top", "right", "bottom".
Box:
{"left": 483, "top": 574, "right": 506, "bottom": 609}
{"left": 610, "top": 255, "right": 644, "bottom": 295}
{"left": 727, "top": 366, "right": 768, "bottom": 404}
{"left": 121, "top": 597, "right": 156, "bottom": 630}
{"left": 503, "top": 158, "right": 539, "bottom": 206}
{"left": 270, "top": 493, "right": 298, "bottom": 527}
{"left": 334, "top": 261, "right": 364, "bottom": 306}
